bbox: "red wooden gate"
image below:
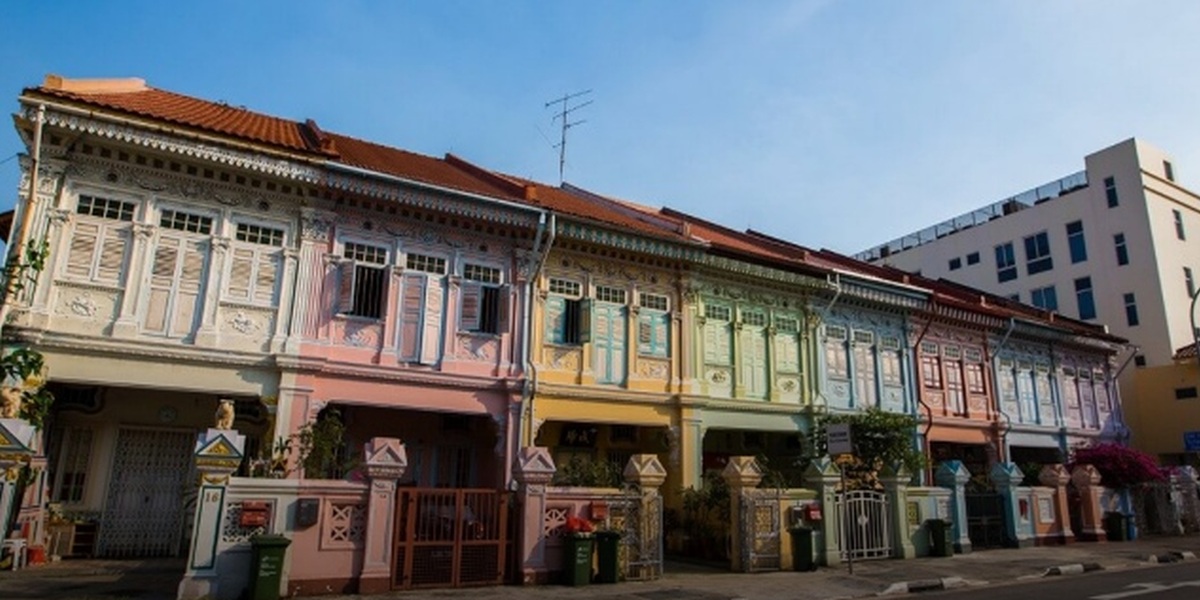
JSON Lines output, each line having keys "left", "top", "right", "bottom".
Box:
{"left": 391, "top": 488, "right": 509, "bottom": 589}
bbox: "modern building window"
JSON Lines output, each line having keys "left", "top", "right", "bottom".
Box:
{"left": 1187, "top": 267, "right": 1196, "bottom": 299}
{"left": 1114, "top": 233, "right": 1129, "bottom": 266}
{"left": 966, "top": 252, "right": 980, "bottom": 265}
{"left": 1134, "top": 354, "right": 1146, "bottom": 367}
{"left": 1104, "top": 176, "right": 1119, "bottom": 207}
{"left": 1030, "top": 285, "right": 1058, "bottom": 311}
{"left": 1074, "top": 277, "right": 1096, "bottom": 320}
{"left": 1023, "top": 231, "right": 1053, "bottom": 275}
{"left": 948, "top": 257, "right": 962, "bottom": 271}
{"left": 1175, "top": 209, "right": 1186, "bottom": 240}
{"left": 1175, "top": 386, "right": 1198, "bottom": 400}
{"left": 1123, "top": 292, "right": 1139, "bottom": 326}
{"left": 1008, "top": 293, "right": 1020, "bottom": 302}
{"left": 1165, "top": 160, "right": 1175, "bottom": 182}
{"left": 995, "top": 242, "right": 1018, "bottom": 283}
{"left": 1066, "top": 221, "right": 1087, "bottom": 263}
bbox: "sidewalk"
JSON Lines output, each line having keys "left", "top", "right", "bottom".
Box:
{"left": 1, "top": 536, "right": 1197, "bottom": 600}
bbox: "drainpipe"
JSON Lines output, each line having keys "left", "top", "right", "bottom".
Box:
{"left": 0, "top": 104, "right": 45, "bottom": 328}
{"left": 990, "top": 318, "right": 1018, "bottom": 463}
{"left": 1108, "top": 344, "right": 1139, "bottom": 445}
{"left": 812, "top": 273, "right": 843, "bottom": 419}
{"left": 523, "top": 214, "right": 555, "bottom": 447}
{"left": 910, "top": 303, "right": 938, "bottom": 485}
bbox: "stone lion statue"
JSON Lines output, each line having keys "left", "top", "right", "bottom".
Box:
{"left": 0, "top": 387, "right": 23, "bottom": 419}
{"left": 214, "top": 398, "right": 235, "bottom": 430}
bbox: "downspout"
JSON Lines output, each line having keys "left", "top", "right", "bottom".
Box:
{"left": 1108, "top": 344, "right": 1139, "bottom": 444}
{"left": 990, "top": 318, "right": 1018, "bottom": 462}
{"left": 0, "top": 104, "right": 45, "bottom": 329}
{"left": 523, "top": 213, "right": 555, "bottom": 447}
{"left": 910, "top": 302, "right": 937, "bottom": 485}
{"left": 812, "top": 273, "right": 843, "bottom": 420}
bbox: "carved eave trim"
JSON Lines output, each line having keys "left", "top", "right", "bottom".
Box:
{"left": 698, "top": 255, "right": 828, "bottom": 291}
{"left": 555, "top": 219, "right": 703, "bottom": 261}
{"left": 8, "top": 328, "right": 275, "bottom": 368}
{"left": 323, "top": 171, "right": 541, "bottom": 228}
{"left": 27, "top": 105, "right": 324, "bottom": 183}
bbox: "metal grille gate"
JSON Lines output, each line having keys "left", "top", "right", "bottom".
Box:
{"left": 965, "top": 493, "right": 1008, "bottom": 549}
{"left": 97, "top": 428, "right": 195, "bottom": 557}
{"left": 740, "top": 491, "right": 781, "bottom": 571}
{"left": 835, "top": 490, "right": 891, "bottom": 560}
{"left": 392, "top": 489, "right": 509, "bottom": 589}
{"left": 608, "top": 494, "right": 664, "bottom": 580}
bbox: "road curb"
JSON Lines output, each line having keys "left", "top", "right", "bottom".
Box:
{"left": 878, "top": 576, "right": 970, "bottom": 595}
{"left": 1042, "top": 562, "right": 1104, "bottom": 576}
{"left": 1148, "top": 550, "right": 1199, "bottom": 563}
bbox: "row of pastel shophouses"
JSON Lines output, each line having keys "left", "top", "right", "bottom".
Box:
{"left": 2, "top": 77, "right": 1198, "bottom": 599}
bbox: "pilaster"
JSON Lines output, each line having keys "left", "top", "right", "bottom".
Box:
{"left": 194, "top": 236, "right": 230, "bottom": 347}
{"left": 722, "top": 455, "right": 763, "bottom": 573}
{"left": 1070, "top": 465, "right": 1107, "bottom": 542}
{"left": 803, "top": 457, "right": 842, "bottom": 567}
{"left": 358, "top": 438, "right": 407, "bottom": 594}
{"left": 112, "top": 222, "right": 157, "bottom": 337}
{"left": 935, "top": 460, "right": 972, "bottom": 554}
{"left": 1038, "top": 464, "right": 1074, "bottom": 544}
{"left": 178, "top": 428, "right": 246, "bottom": 600}
{"left": 513, "top": 447, "right": 556, "bottom": 585}
{"left": 990, "top": 462, "right": 1029, "bottom": 547}
{"left": 880, "top": 463, "right": 916, "bottom": 558}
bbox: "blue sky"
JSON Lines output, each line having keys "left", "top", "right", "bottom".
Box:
{"left": 2, "top": 1, "right": 1199, "bottom": 254}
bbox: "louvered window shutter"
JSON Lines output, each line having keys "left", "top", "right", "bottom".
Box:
{"left": 419, "top": 277, "right": 444, "bottom": 364}
{"left": 545, "top": 296, "right": 566, "bottom": 344}
{"left": 337, "top": 261, "right": 356, "bottom": 314}
{"left": 95, "top": 227, "right": 129, "bottom": 284}
{"left": 255, "top": 252, "right": 281, "bottom": 305}
{"left": 638, "top": 313, "right": 653, "bottom": 355}
{"left": 178, "top": 240, "right": 207, "bottom": 293}
{"left": 460, "top": 282, "right": 482, "bottom": 332}
{"left": 228, "top": 248, "right": 255, "bottom": 302}
{"left": 399, "top": 273, "right": 425, "bottom": 361}
{"left": 496, "top": 285, "right": 510, "bottom": 335}
{"left": 66, "top": 222, "right": 99, "bottom": 279}
{"left": 151, "top": 236, "right": 180, "bottom": 287}
{"left": 578, "top": 298, "right": 593, "bottom": 344}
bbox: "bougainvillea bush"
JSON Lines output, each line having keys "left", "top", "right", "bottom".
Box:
{"left": 1069, "top": 443, "right": 1166, "bottom": 488}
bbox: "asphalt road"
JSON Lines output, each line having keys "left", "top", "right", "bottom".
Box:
{"left": 929, "top": 561, "right": 1200, "bottom": 600}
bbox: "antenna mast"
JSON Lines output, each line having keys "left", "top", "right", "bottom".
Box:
{"left": 545, "top": 89, "right": 593, "bottom": 184}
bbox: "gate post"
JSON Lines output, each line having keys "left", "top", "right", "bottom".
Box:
{"left": 1071, "top": 465, "right": 1106, "bottom": 542}
{"left": 624, "top": 454, "right": 667, "bottom": 580}
{"left": 177, "top": 428, "right": 246, "bottom": 600}
{"left": 1038, "top": 465, "right": 1074, "bottom": 545}
{"left": 359, "top": 438, "right": 407, "bottom": 594}
{"left": 803, "top": 457, "right": 841, "bottom": 567}
{"left": 934, "top": 460, "right": 972, "bottom": 554}
{"left": 514, "top": 447, "right": 556, "bottom": 584}
{"left": 990, "top": 462, "right": 1028, "bottom": 547}
{"left": 880, "top": 463, "right": 915, "bottom": 559}
{"left": 722, "top": 456, "right": 763, "bottom": 573}
{"left": 1177, "top": 467, "right": 1200, "bottom": 533}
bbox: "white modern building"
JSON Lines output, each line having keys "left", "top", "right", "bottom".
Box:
{"left": 858, "top": 138, "right": 1196, "bottom": 385}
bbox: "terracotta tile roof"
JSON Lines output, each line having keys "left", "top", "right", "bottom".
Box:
{"left": 328, "top": 135, "right": 527, "bottom": 201}
{"left": 656, "top": 207, "right": 829, "bottom": 277}
{"left": 25, "top": 81, "right": 320, "bottom": 155}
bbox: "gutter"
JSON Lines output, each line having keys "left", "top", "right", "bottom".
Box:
{"left": 325, "top": 161, "right": 546, "bottom": 218}
{"left": 0, "top": 104, "right": 44, "bottom": 328}
{"left": 1107, "top": 344, "right": 1139, "bottom": 444}
{"left": 990, "top": 318, "right": 1018, "bottom": 462}
{"left": 910, "top": 302, "right": 938, "bottom": 484}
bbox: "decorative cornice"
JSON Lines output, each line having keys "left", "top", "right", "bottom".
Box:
{"left": 556, "top": 220, "right": 701, "bottom": 261}
{"left": 324, "top": 171, "right": 540, "bottom": 228}
{"left": 7, "top": 327, "right": 275, "bottom": 367}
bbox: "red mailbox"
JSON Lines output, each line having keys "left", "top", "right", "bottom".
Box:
{"left": 589, "top": 501, "right": 609, "bottom": 521}
{"left": 804, "top": 503, "right": 823, "bottom": 522}
{"left": 239, "top": 501, "right": 270, "bottom": 528}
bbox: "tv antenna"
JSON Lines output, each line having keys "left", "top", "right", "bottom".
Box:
{"left": 545, "top": 89, "right": 593, "bottom": 183}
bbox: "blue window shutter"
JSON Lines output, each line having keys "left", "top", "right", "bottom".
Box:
{"left": 545, "top": 296, "right": 566, "bottom": 344}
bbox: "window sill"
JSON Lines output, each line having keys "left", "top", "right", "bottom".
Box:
{"left": 333, "top": 314, "right": 384, "bottom": 325}
{"left": 54, "top": 278, "right": 125, "bottom": 293}
{"left": 459, "top": 331, "right": 502, "bottom": 340}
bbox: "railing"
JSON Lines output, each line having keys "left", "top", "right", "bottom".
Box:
{"left": 855, "top": 170, "right": 1088, "bottom": 262}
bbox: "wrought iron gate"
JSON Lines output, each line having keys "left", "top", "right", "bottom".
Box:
{"left": 97, "top": 428, "right": 195, "bottom": 557}
{"left": 965, "top": 493, "right": 1008, "bottom": 549}
{"left": 739, "top": 491, "right": 781, "bottom": 571}
{"left": 607, "top": 495, "right": 664, "bottom": 580}
{"left": 835, "top": 490, "right": 891, "bottom": 560}
{"left": 392, "top": 488, "right": 509, "bottom": 589}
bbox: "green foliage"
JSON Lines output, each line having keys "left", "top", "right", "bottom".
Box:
{"left": 678, "top": 470, "right": 731, "bottom": 559}
{"left": 814, "top": 408, "right": 924, "bottom": 489}
{"left": 2, "top": 239, "right": 49, "bottom": 298}
{"left": 552, "top": 454, "right": 623, "bottom": 487}
{"left": 295, "top": 409, "right": 354, "bottom": 479}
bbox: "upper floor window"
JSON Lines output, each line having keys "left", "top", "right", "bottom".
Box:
{"left": 227, "top": 222, "right": 285, "bottom": 305}
{"left": 1074, "top": 277, "right": 1096, "bottom": 320}
{"left": 1104, "top": 176, "right": 1118, "bottom": 207}
{"left": 1174, "top": 209, "right": 1186, "bottom": 241}
{"left": 160, "top": 209, "right": 213, "bottom": 235}
{"left": 1024, "top": 231, "right": 1053, "bottom": 275}
{"left": 1031, "top": 285, "right": 1058, "bottom": 311}
{"left": 966, "top": 252, "right": 980, "bottom": 266}
{"left": 1066, "top": 221, "right": 1087, "bottom": 263}
{"left": 65, "top": 195, "right": 134, "bottom": 285}
{"left": 1187, "top": 267, "right": 1196, "bottom": 299}
{"left": 1165, "top": 160, "right": 1175, "bottom": 182}
{"left": 595, "top": 285, "right": 627, "bottom": 304}
{"left": 461, "top": 263, "right": 505, "bottom": 335}
{"left": 546, "top": 278, "right": 587, "bottom": 345}
{"left": 776, "top": 317, "right": 799, "bottom": 334}
{"left": 639, "top": 292, "right": 669, "bottom": 312}
{"left": 705, "top": 304, "right": 732, "bottom": 321}
{"left": 743, "top": 311, "right": 767, "bottom": 327}
{"left": 637, "top": 292, "right": 670, "bottom": 358}
{"left": 1123, "top": 292, "right": 1139, "bottom": 327}
{"left": 338, "top": 242, "right": 388, "bottom": 319}
{"left": 995, "top": 242, "right": 1018, "bottom": 283}
{"left": 948, "top": 257, "right": 962, "bottom": 271}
